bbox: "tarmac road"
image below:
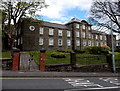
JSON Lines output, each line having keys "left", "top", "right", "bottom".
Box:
{"left": 1, "top": 77, "right": 120, "bottom": 91}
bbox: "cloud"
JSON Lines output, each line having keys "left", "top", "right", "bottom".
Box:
{"left": 36, "top": 0, "right": 93, "bottom": 23}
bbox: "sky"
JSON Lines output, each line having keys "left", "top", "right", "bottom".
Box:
{"left": 35, "top": 0, "right": 119, "bottom": 40}
{"left": 36, "top": 0, "right": 93, "bottom": 24}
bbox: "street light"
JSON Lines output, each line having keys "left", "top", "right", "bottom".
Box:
{"left": 111, "top": 21, "right": 116, "bottom": 73}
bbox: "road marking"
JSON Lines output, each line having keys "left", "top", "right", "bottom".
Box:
{"left": 63, "top": 78, "right": 103, "bottom": 88}
{"left": 99, "top": 78, "right": 120, "bottom": 86}
{"left": 64, "top": 86, "right": 119, "bottom": 91}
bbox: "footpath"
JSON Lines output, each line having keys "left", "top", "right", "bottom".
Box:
{"left": 1, "top": 71, "right": 119, "bottom": 78}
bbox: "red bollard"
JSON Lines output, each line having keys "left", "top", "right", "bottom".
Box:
{"left": 12, "top": 50, "right": 20, "bottom": 71}
{"left": 40, "top": 50, "right": 46, "bottom": 71}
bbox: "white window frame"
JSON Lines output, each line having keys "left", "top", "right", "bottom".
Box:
{"left": 83, "top": 40, "right": 86, "bottom": 46}
{"left": 104, "top": 42, "right": 107, "bottom": 45}
{"left": 100, "top": 42, "right": 103, "bottom": 46}
{"left": 58, "top": 39, "right": 62, "bottom": 46}
{"left": 76, "top": 31, "right": 80, "bottom": 37}
{"left": 76, "top": 40, "right": 80, "bottom": 46}
{"left": 49, "top": 38, "right": 54, "bottom": 45}
{"left": 88, "top": 26, "right": 91, "bottom": 30}
{"left": 96, "top": 41, "right": 99, "bottom": 46}
{"left": 82, "top": 32, "right": 85, "bottom": 38}
{"left": 92, "top": 35, "right": 94, "bottom": 39}
{"left": 58, "top": 30, "right": 62, "bottom": 36}
{"left": 88, "top": 33, "right": 91, "bottom": 39}
{"left": 18, "top": 38, "right": 20, "bottom": 45}
{"left": 39, "top": 27, "right": 44, "bottom": 34}
{"left": 96, "top": 35, "right": 98, "bottom": 39}
{"left": 49, "top": 28, "right": 54, "bottom": 35}
{"left": 82, "top": 24, "right": 85, "bottom": 30}
{"left": 39, "top": 37, "right": 43, "bottom": 45}
{"left": 88, "top": 40, "right": 91, "bottom": 46}
{"left": 67, "top": 40, "right": 71, "bottom": 46}
{"left": 67, "top": 31, "right": 71, "bottom": 37}
{"left": 76, "top": 24, "right": 79, "bottom": 29}
{"left": 92, "top": 41, "right": 94, "bottom": 46}
{"left": 104, "top": 36, "right": 107, "bottom": 40}
{"left": 21, "top": 37, "right": 23, "bottom": 44}
{"left": 100, "top": 35, "right": 102, "bottom": 40}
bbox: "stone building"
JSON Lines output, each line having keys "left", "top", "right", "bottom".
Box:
{"left": 16, "top": 18, "right": 116, "bottom": 51}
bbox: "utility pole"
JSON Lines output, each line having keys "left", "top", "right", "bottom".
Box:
{"left": 111, "top": 21, "right": 116, "bottom": 73}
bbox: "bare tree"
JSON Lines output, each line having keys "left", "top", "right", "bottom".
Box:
{"left": 89, "top": 0, "right": 120, "bottom": 34}
{"left": 1, "top": 0, "right": 47, "bottom": 49}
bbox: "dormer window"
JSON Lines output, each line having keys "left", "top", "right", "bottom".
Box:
{"left": 82, "top": 24, "right": 85, "bottom": 30}
{"left": 76, "top": 24, "right": 79, "bottom": 29}
{"left": 88, "top": 26, "right": 91, "bottom": 30}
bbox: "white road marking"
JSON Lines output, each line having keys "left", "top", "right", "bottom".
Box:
{"left": 99, "top": 78, "right": 120, "bottom": 86}
{"left": 65, "top": 86, "right": 119, "bottom": 91}
{"left": 63, "top": 78, "right": 103, "bottom": 88}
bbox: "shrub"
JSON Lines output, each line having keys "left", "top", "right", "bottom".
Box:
{"left": 57, "top": 50, "right": 73, "bottom": 53}
{"left": 51, "top": 52, "right": 66, "bottom": 58}
{"left": 87, "top": 46, "right": 109, "bottom": 54}
{"left": 74, "top": 49, "right": 85, "bottom": 53}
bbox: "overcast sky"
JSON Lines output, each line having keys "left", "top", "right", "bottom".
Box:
{"left": 36, "top": 0, "right": 93, "bottom": 24}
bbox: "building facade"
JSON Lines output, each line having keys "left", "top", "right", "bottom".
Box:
{"left": 16, "top": 18, "right": 116, "bottom": 51}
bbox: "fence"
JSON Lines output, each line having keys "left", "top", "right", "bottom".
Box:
{"left": 76, "top": 55, "right": 107, "bottom": 66}
{"left": 45, "top": 52, "right": 71, "bottom": 71}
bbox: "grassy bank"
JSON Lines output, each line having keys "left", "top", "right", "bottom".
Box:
{"left": 2, "top": 50, "right": 120, "bottom": 67}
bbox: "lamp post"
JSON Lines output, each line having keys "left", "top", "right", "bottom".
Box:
{"left": 111, "top": 21, "right": 116, "bottom": 73}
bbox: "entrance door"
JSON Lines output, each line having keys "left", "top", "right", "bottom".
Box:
{"left": 20, "top": 52, "right": 39, "bottom": 71}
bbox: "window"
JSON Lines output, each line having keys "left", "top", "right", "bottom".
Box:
{"left": 88, "top": 33, "right": 91, "bottom": 39}
{"left": 58, "top": 39, "right": 62, "bottom": 46}
{"left": 104, "top": 42, "right": 107, "bottom": 45}
{"left": 100, "top": 42, "right": 103, "bottom": 46}
{"left": 18, "top": 38, "right": 20, "bottom": 45}
{"left": 92, "top": 35, "right": 94, "bottom": 39}
{"left": 39, "top": 37, "right": 43, "bottom": 45}
{"left": 96, "top": 35, "right": 98, "bottom": 39}
{"left": 29, "top": 26, "right": 35, "bottom": 31}
{"left": 49, "top": 28, "right": 54, "bottom": 35}
{"left": 21, "top": 37, "right": 23, "bottom": 44}
{"left": 39, "top": 27, "right": 44, "bottom": 34}
{"left": 88, "top": 40, "right": 91, "bottom": 46}
{"left": 82, "top": 32, "right": 85, "bottom": 38}
{"left": 76, "top": 31, "right": 80, "bottom": 37}
{"left": 49, "top": 38, "right": 54, "bottom": 45}
{"left": 83, "top": 40, "right": 86, "bottom": 46}
{"left": 67, "top": 31, "right": 71, "bottom": 37}
{"left": 100, "top": 35, "right": 102, "bottom": 40}
{"left": 76, "top": 40, "right": 80, "bottom": 46}
{"left": 92, "top": 42, "right": 94, "bottom": 46}
{"left": 58, "top": 30, "right": 62, "bottom": 36}
{"left": 104, "top": 36, "right": 107, "bottom": 40}
{"left": 76, "top": 24, "right": 79, "bottom": 29}
{"left": 82, "top": 24, "right": 85, "bottom": 29}
{"left": 88, "top": 26, "right": 91, "bottom": 30}
{"left": 96, "top": 41, "right": 99, "bottom": 46}
{"left": 67, "top": 40, "right": 71, "bottom": 46}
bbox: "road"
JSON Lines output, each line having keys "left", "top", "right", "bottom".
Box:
{"left": 1, "top": 77, "right": 120, "bottom": 91}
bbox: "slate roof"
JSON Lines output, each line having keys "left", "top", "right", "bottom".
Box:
{"left": 43, "top": 21, "right": 68, "bottom": 29}
{"left": 91, "top": 30, "right": 106, "bottom": 34}
{"left": 66, "top": 18, "right": 82, "bottom": 24}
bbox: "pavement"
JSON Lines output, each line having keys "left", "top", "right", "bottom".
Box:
{"left": 1, "top": 71, "right": 119, "bottom": 77}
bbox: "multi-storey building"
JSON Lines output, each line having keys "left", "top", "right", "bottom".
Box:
{"left": 16, "top": 18, "right": 116, "bottom": 51}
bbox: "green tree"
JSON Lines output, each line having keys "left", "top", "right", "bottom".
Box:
{"left": 89, "top": 0, "right": 120, "bottom": 34}
{"left": 1, "top": 0, "right": 47, "bottom": 49}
